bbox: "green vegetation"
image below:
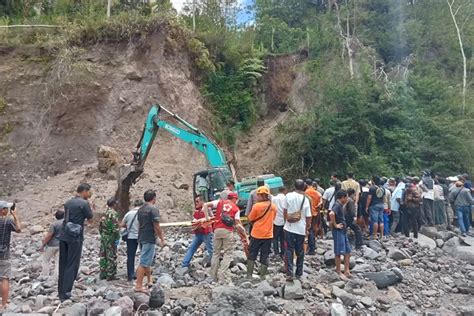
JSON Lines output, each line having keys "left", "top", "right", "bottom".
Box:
{"left": 0, "top": 97, "right": 6, "bottom": 113}
{"left": 1, "top": 0, "right": 472, "bottom": 179}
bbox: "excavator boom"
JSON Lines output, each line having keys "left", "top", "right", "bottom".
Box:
{"left": 116, "top": 104, "right": 230, "bottom": 213}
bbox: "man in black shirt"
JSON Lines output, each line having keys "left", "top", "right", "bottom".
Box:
{"left": 58, "top": 183, "right": 93, "bottom": 302}
{"left": 345, "top": 189, "right": 362, "bottom": 249}
{"left": 365, "top": 176, "right": 386, "bottom": 240}
{"left": 135, "top": 190, "right": 165, "bottom": 294}
{"left": 330, "top": 190, "right": 351, "bottom": 277}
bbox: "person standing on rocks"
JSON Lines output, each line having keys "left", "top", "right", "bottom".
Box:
{"left": 401, "top": 182, "right": 422, "bottom": 238}
{"left": 0, "top": 201, "right": 21, "bottom": 309}
{"left": 135, "top": 190, "right": 165, "bottom": 293}
{"left": 390, "top": 181, "right": 405, "bottom": 235}
{"left": 99, "top": 197, "right": 121, "bottom": 281}
{"left": 58, "top": 183, "right": 93, "bottom": 302}
{"left": 305, "top": 178, "right": 322, "bottom": 255}
{"left": 449, "top": 181, "right": 474, "bottom": 237}
{"left": 247, "top": 186, "right": 277, "bottom": 279}
{"left": 246, "top": 179, "right": 266, "bottom": 216}
{"left": 271, "top": 186, "right": 287, "bottom": 258}
{"left": 39, "top": 209, "right": 64, "bottom": 278}
{"left": 283, "top": 179, "right": 311, "bottom": 281}
{"left": 203, "top": 192, "right": 246, "bottom": 282}
{"left": 345, "top": 189, "right": 362, "bottom": 249}
{"left": 433, "top": 179, "right": 447, "bottom": 226}
{"left": 357, "top": 179, "right": 370, "bottom": 234}
{"left": 365, "top": 176, "right": 385, "bottom": 240}
{"left": 181, "top": 196, "right": 213, "bottom": 271}
{"left": 329, "top": 190, "right": 351, "bottom": 277}
{"left": 342, "top": 172, "right": 360, "bottom": 207}
{"left": 121, "top": 199, "right": 143, "bottom": 281}
{"left": 420, "top": 171, "right": 435, "bottom": 226}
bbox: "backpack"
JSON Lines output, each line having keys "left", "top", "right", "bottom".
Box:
{"left": 218, "top": 200, "right": 235, "bottom": 227}
{"left": 375, "top": 186, "right": 385, "bottom": 199}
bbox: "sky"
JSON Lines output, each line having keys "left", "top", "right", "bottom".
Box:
{"left": 170, "top": 0, "right": 255, "bottom": 24}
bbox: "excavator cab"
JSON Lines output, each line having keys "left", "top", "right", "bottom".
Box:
{"left": 192, "top": 167, "right": 232, "bottom": 202}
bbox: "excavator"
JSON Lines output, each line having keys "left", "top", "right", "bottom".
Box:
{"left": 116, "top": 104, "right": 284, "bottom": 214}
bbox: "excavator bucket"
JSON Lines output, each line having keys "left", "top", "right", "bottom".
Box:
{"left": 115, "top": 164, "right": 144, "bottom": 216}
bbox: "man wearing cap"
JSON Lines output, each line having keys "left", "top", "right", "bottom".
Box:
{"left": 135, "top": 190, "right": 165, "bottom": 293}
{"left": 58, "top": 183, "right": 93, "bottom": 302}
{"left": 247, "top": 186, "right": 276, "bottom": 279}
{"left": 0, "top": 201, "right": 21, "bottom": 308}
{"left": 203, "top": 191, "right": 246, "bottom": 282}
{"left": 99, "top": 197, "right": 120, "bottom": 280}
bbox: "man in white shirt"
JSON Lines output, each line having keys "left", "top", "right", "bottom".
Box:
{"left": 283, "top": 180, "right": 311, "bottom": 281}
{"left": 322, "top": 180, "right": 339, "bottom": 211}
{"left": 271, "top": 187, "right": 287, "bottom": 257}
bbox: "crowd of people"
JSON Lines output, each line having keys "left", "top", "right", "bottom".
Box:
{"left": 0, "top": 171, "right": 472, "bottom": 307}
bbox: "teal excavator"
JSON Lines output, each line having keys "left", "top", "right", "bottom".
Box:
{"left": 116, "top": 104, "right": 283, "bottom": 214}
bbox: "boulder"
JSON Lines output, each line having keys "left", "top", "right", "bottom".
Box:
{"left": 87, "top": 298, "right": 110, "bottom": 316}
{"left": 132, "top": 292, "right": 149, "bottom": 311}
{"left": 399, "top": 259, "right": 413, "bottom": 266}
{"left": 436, "top": 231, "right": 457, "bottom": 241}
{"left": 364, "top": 268, "right": 403, "bottom": 289}
{"left": 419, "top": 226, "right": 438, "bottom": 239}
{"left": 113, "top": 296, "right": 133, "bottom": 316}
{"left": 443, "top": 237, "right": 474, "bottom": 264}
{"left": 63, "top": 303, "right": 87, "bottom": 316}
{"left": 208, "top": 286, "right": 266, "bottom": 315}
{"left": 332, "top": 286, "right": 357, "bottom": 306}
{"left": 330, "top": 303, "right": 347, "bottom": 316}
{"left": 97, "top": 145, "right": 122, "bottom": 174}
{"left": 416, "top": 234, "right": 437, "bottom": 250}
{"left": 360, "top": 297, "right": 373, "bottom": 307}
{"left": 282, "top": 280, "right": 304, "bottom": 300}
{"left": 386, "top": 287, "right": 403, "bottom": 302}
{"left": 367, "top": 240, "right": 383, "bottom": 252}
{"left": 176, "top": 297, "right": 195, "bottom": 309}
{"left": 362, "top": 246, "right": 380, "bottom": 260}
{"left": 103, "top": 306, "right": 122, "bottom": 316}
{"left": 436, "top": 239, "right": 445, "bottom": 248}
{"left": 387, "top": 248, "right": 410, "bottom": 260}
{"left": 149, "top": 285, "right": 165, "bottom": 309}
{"left": 257, "top": 280, "right": 277, "bottom": 296}
{"left": 352, "top": 263, "right": 375, "bottom": 273}
{"left": 382, "top": 303, "right": 417, "bottom": 316}
{"left": 156, "top": 274, "right": 175, "bottom": 287}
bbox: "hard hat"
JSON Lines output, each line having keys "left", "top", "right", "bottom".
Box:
{"left": 256, "top": 186, "right": 270, "bottom": 195}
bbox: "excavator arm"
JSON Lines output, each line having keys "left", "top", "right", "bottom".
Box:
{"left": 116, "top": 104, "right": 228, "bottom": 213}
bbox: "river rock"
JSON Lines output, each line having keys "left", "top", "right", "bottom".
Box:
{"left": 436, "top": 239, "right": 444, "bottom": 247}
{"left": 282, "top": 280, "right": 304, "bottom": 300}
{"left": 149, "top": 285, "right": 165, "bottom": 309}
{"left": 63, "top": 303, "right": 87, "bottom": 316}
{"left": 330, "top": 303, "right": 347, "bottom": 316}
{"left": 232, "top": 250, "right": 247, "bottom": 265}
{"left": 176, "top": 297, "right": 195, "bottom": 309}
{"left": 387, "top": 287, "right": 403, "bottom": 302}
{"left": 113, "top": 296, "right": 133, "bottom": 316}
{"left": 443, "top": 237, "right": 474, "bottom": 264}
{"left": 156, "top": 274, "right": 175, "bottom": 287}
{"left": 416, "top": 234, "right": 437, "bottom": 250}
{"left": 29, "top": 225, "right": 43, "bottom": 235}
{"left": 419, "top": 226, "right": 438, "bottom": 239}
{"left": 363, "top": 245, "right": 380, "bottom": 260}
{"left": 133, "top": 292, "right": 150, "bottom": 311}
{"left": 257, "top": 280, "right": 277, "bottom": 296}
{"left": 208, "top": 286, "right": 266, "bottom": 315}
{"left": 103, "top": 306, "right": 122, "bottom": 316}
{"left": 387, "top": 247, "right": 410, "bottom": 260}
{"left": 88, "top": 298, "right": 110, "bottom": 316}
{"left": 332, "top": 286, "right": 357, "bottom": 306}
{"left": 364, "top": 268, "right": 403, "bottom": 289}
{"left": 368, "top": 240, "right": 383, "bottom": 252}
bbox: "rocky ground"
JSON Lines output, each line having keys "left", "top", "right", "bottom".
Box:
{"left": 3, "top": 221, "right": 474, "bottom": 316}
